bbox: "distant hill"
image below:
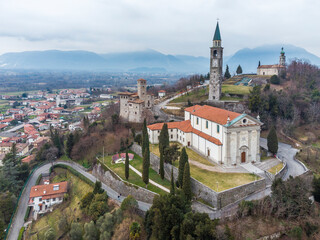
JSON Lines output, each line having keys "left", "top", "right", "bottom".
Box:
{"left": 0, "top": 45, "right": 319, "bottom": 74}
{"left": 225, "top": 44, "right": 320, "bottom": 74}
{"left": 0, "top": 49, "right": 208, "bottom": 73}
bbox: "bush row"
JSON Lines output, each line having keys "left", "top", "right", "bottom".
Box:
{"left": 17, "top": 227, "right": 25, "bottom": 240}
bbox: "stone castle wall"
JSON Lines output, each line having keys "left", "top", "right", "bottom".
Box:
{"left": 131, "top": 143, "right": 266, "bottom": 208}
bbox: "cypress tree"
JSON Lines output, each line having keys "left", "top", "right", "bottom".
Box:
{"left": 125, "top": 149, "right": 129, "bottom": 180}
{"left": 258, "top": 60, "right": 261, "bottom": 67}
{"left": 182, "top": 162, "right": 192, "bottom": 201}
{"left": 142, "top": 148, "right": 149, "bottom": 187}
{"left": 170, "top": 168, "right": 175, "bottom": 195}
{"left": 224, "top": 65, "right": 231, "bottom": 79}
{"left": 236, "top": 65, "right": 243, "bottom": 75}
{"left": 267, "top": 126, "right": 278, "bottom": 155}
{"left": 66, "top": 133, "right": 74, "bottom": 158}
{"left": 142, "top": 119, "right": 149, "bottom": 156}
{"left": 160, "top": 153, "right": 164, "bottom": 180}
{"left": 178, "top": 147, "right": 188, "bottom": 188}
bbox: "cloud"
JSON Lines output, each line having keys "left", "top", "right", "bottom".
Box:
{"left": 0, "top": 0, "right": 319, "bottom": 57}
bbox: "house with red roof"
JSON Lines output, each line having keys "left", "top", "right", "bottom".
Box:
{"left": 29, "top": 181, "right": 68, "bottom": 218}
{"left": 158, "top": 90, "right": 166, "bottom": 98}
{"left": 147, "top": 105, "right": 263, "bottom": 166}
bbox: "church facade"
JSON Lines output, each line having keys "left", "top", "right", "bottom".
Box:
{"left": 119, "top": 79, "right": 154, "bottom": 123}
{"left": 257, "top": 48, "right": 286, "bottom": 76}
{"left": 147, "top": 105, "right": 262, "bottom": 166}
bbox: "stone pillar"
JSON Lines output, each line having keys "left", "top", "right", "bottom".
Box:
{"left": 225, "top": 132, "right": 231, "bottom": 166}
{"left": 248, "top": 130, "right": 252, "bottom": 162}
{"left": 256, "top": 129, "right": 261, "bottom": 162}
{"left": 236, "top": 131, "right": 240, "bottom": 164}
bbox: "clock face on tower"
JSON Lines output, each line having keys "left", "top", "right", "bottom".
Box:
{"left": 212, "top": 59, "right": 218, "bottom": 67}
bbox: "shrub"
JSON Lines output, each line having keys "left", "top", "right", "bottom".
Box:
{"left": 24, "top": 206, "right": 32, "bottom": 222}
{"left": 121, "top": 195, "right": 138, "bottom": 212}
{"left": 17, "top": 227, "right": 25, "bottom": 240}
{"left": 81, "top": 192, "right": 94, "bottom": 209}
{"left": 288, "top": 226, "right": 302, "bottom": 240}
{"left": 270, "top": 75, "right": 280, "bottom": 84}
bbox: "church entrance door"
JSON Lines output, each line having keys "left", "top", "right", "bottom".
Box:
{"left": 241, "top": 152, "right": 246, "bottom": 163}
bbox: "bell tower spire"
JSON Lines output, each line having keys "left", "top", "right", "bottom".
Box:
{"left": 208, "top": 21, "right": 223, "bottom": 101}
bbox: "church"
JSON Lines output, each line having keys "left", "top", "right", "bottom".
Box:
{"left": 119, "top": 79, "right": 154, "bottom": 123}
{"left": 147, "top": 22, "right": 263, "bottom": 166}
{"left": 257, "top": 48, "right": 286, "bottom": 76}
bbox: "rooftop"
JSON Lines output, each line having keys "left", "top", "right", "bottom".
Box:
{"left": 29, "top": 181, "right": 68, "bottom": 198}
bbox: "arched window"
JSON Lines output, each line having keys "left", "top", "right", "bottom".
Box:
{"left": 213, "top": 50, "right": 218, "bottom": 57}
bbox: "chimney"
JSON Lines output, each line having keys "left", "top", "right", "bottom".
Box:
{"left": 227, "top": 116, "right": 230, "bottom": 124}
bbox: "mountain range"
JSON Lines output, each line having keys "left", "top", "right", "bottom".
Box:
{"left": 0, "top": 44, "right": 319, "bottom": 73}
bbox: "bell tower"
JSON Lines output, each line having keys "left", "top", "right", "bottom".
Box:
{"left": 208, "top": 21, "right": 223, "bottom": 101}
{"left": 279, "top": 47, "right": 286, "bottom": 66}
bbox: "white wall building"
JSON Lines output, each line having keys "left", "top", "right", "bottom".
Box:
{"left": 148, "top": 105, "right": 262, "bottom": 166}
{"left": 28, "top": 181, "right": 68, "bottom": 218}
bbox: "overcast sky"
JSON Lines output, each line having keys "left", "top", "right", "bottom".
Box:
{"left": 0, "top": 0, "right": 319, "bottom": 57}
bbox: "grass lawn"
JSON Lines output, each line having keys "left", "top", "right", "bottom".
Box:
{"left": 150, "top": 143, "right": 215, "bottom": 167}
{"left": 0, "top": 90, "right": 39, "bottom": 96}
{"left": 173, "top": 160, "right": 257, "bottom": 192}
{"left": 222, "top": 84, "right": 252, "bottom": 95}
{"left": 268, "top": 163, "right": 284, "bottom": 175}
{"left": 101, "top": 152, "right": 170, "bottom": 195}
{"left": 170, "top": 84, "right": 252, "bottom": 104}
{"left": 26, "top": 167, "right": 93, "bottom": 240}
{"left": 150, "top": 143, "right": 257, "bottom": 191}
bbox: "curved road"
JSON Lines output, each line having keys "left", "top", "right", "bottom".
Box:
{"left": 7, "top": 161, "right": 151, "bottom": 240}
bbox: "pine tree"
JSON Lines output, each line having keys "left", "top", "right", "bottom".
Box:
{"left": 170, "top": 168, "right": 175, "bottom": 195}
{"left": 267, "top": 126, "right": 278, "bottom": 155}
{"left": 178, "top": 147, "right": 188, "bottom": 188}
{"left": 224, "top": 65, "right": 231, "bottom": 79}
{"left": 142, "top": 148, "right": 149, "bottom": 187}
{"left": 66, "top": 133, "right": 74, "bottom": 158}
{"left": 182, "top": 162, "right": 192, "bottom": 201}
{"left": 236, "top": 65, "right": 243, "bottom": 75}
{"left": 125, "top": 149, "right": 129, "bottom": 180}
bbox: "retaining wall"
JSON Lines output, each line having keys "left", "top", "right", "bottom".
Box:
{"left": 92, "top": 163, "right": 157, "bottom": 204}
{"left": 131, "top": 143, "right": 266, "bottom": 208}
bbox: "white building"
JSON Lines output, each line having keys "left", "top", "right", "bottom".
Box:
{"left": 257, "top": 48, "right": 286, "bottom": 76}
{"left": 158, "top": 90, "right": 166, "bottom": 98}
{"left": 147, "top": 105, "right": 262, "bottom": 166}
{"left": 28, "top": 181, "right": 68, "bottom": 218}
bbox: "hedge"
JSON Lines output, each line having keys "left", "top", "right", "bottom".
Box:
{"left": 17, "top": 227, "right": 25, "bottom": 240}
{"left": 51, "top": 164, "right": 94, "bottom": 187}
{"left": 24, "top": 206, "right": 32, "bottom": 222}
{"left": 35, "top": 174, "right": 42, "bottom": 185}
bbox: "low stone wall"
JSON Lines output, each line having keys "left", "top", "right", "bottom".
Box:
{"left": 131, "top": 143, "right": 266, "bottom": 209}
{"left": 218, "top": 178, "right": 266, "bottom": 208}
{"left": 275, "top": 161, "right": 287, "bottom": 180}
{"left": 92, "top": 163, "right": 157, "bottom": 204}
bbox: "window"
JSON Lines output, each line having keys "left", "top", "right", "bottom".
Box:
{"left": 171, "top": 129, "right": 173, "bottom": 132}
{"left": 217, "top": 125, "right": 220, "bottom": 133}
{"left": 39, "top": 198, "right": 42, "bottom": 201}
{"left": 243, "top": 119, "right": 247, "bottom": 124}
{"left": 196, "top": 117, "right": 199, "bottom": 125}
{"left": 171, "top": 135, "right": 173, "bottom": 139}
{"left": 206, "top": 121, "right": 208, "bottom": 129}
{"left": 53, "top": 198, "right": 56, "bottom": 202}
{"left": 158, "top": 130, "right": 160, "bottom": 133}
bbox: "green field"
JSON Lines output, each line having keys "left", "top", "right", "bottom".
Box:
{"left": 101, "top": 151, "right": 170, "bottom": 195}
{"left": 0, "top": 90, "right": 39, "bottom": 96}
{"left": 170, "top": 84, "right": 252, "bottom": 103}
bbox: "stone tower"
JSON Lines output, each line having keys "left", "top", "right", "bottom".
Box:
{"left": 279, "top": 47, "right": 286, "bottom": 66}
{"left": 208, "top": 22, "right": 223, "bottom": 101}
{"left": 137, "top": 78, "right": 147, "bottom": 101}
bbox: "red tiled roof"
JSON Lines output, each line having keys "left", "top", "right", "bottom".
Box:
{"left": 22, "top": 155, "right": 35, "bottom": 164}
{"left": 158, "top": 90, "right": 166, "bottom": 93}
{"left": 118, "top": 92, "right": 134, "bottom": 95}
{"left": 29, "top": 181, "right": 68, "bottom": 198}
{"left": 137, "top": 78, "right": 146, "bottom": 82}
{"left": 184, "top": 105, "right": 240, "bottom": 125}
{"left": 1, "top": 118, "right": 14, "bottom": 123}
{"left": 258, "top": 64, "right": 285, "bottom": 69}
{"left": 148, "top": 120, "right": 222, "bottom": 145}
{"left": 0, "top": 124, "right": 7, "bottom": 129}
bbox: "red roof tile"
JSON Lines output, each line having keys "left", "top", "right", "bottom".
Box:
{"left": 29, "top": 181, "right": 68, "bottom": 198}
{"left": 184, "top": 105, "right": 240, "bottom": 125}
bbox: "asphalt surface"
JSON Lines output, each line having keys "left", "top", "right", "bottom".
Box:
{"left": 260, "top": 137, "right": 306, "bottom": 179}
{"left": 7, "top": 161, "right": 151, "bottom": 240}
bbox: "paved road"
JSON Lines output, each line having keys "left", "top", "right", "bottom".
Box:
{"left": 7, "top": 161, "right": 151, "bottom": 240}
{"left": 260, "top": 138, "right": 306, "bottom": 179}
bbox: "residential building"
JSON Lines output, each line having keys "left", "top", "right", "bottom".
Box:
{"left": 28, "top": 181, "right": 68, "bottom": 218}
{"left": 158, "top": 90, "right": 166, "bottom": 98}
